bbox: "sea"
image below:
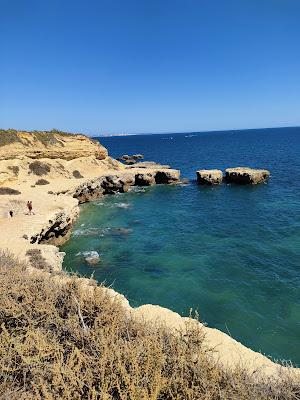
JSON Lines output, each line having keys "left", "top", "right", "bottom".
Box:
{"left": 61, "top": 127, "right": 300, "bottom": 365}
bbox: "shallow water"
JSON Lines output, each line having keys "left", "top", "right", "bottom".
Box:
{"left": 62, "top": 127, "right": 300, "bottom": 364}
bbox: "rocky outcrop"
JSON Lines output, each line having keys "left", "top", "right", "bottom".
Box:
{"left": 82, "top": 250, "right": 101, "bottom": 265}
{"left": 225, "top": 167, "right": 270, "bottom": 184}
{"left": 71, "top": 174, "right": 135, "bottom": 202}
{"left": 71, "top": 168, "right": 180, "bottom": 202}
{"left": 30, "top": 208, "right": 79, "bottom": 246}
{"left": 196, "top": 169, "right": 223, "bottom": 185}
{"left": 0, "top": 130, "right": 108, "bottom": 161}
{"left": 117, "top": 154, "right": 144, "bottom": 164}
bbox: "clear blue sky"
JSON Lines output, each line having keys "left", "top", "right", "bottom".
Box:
{"left": 1, "top": 0, "right": 300, "bottom": 135}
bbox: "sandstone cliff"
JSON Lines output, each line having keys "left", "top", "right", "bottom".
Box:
{"left": 0, "top": 129, "right": 108, "bottom": 161}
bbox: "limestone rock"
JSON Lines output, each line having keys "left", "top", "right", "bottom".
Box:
{"left": 132, "top": 154, "right": 144, "bottom": 160}
{"left": 196, "top": 169, "right": 223, "bottom": 185}
{"left": 154, "top": 170, "right": 180, "bottom": 184}
{"left": 82, "top": 251, "right": 100, "bottom": 265}
{"left": 225, "top": 167, "right": 270, "bottom": 184}
{"left": 134, "top": 173, "right": 156, "bottom": 186}
{"left": 118, "top": 154, "right": 145, "bottom": 165}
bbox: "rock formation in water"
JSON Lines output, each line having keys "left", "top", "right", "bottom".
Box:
{"left": 225, "top": 167, "right": 270, "bottom": 184}
{"left": 117, "top": 154, "right": 144, "bottom": 164}
{"left": 196, "top": 169, "right": 223, "bottom": 185}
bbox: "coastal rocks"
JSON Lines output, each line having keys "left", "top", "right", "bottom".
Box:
{"left": 134, "top": 173, "right": 156, "bottom": 186}
{"left": 117, "top": 154, "right": 144, "bottom": 164}
{"left": 71, "top": 168, "right": 180, "bottom": 202}
{"left": 196, "top": 167, "right": 270, "bottom": 185}
{"left": 72, "top": 173, "right": 136, "bottom": 203}
{"left": 30, "top": 208, "right": 79, "bottom": 246}
{"left": 225, "top": 167, "right": 270, "bottom": 184}
{"left": 134, "top": 169, "right": 180, "bottom": 186}
{"left": 154, "top": 170, "right": 180, "bottom": 184}
{"left": 82, "top": 251, "right": 100, "bottom": 265}
{"left": 196, "top": 169, "right": 223, "bottom": 185}
{"left": 132, "top": 154, "right": 144, "bottom": 160}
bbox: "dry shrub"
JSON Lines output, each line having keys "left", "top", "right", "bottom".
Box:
{"left": 25, "top": 249, "right": 52, "bottom": 272}
{"left": 29, "top": 161, "right": 51, "bottom": 176}
{"left": 7, "top": 165, "right": 19, "bottom": 175}
{"left": 0, "top": 187, "right": 21, "bottom": 195}
{"left": 73, "top": 170, "right": 84, "bottom": 179}
{"left": 0, "top": 129, "right": 22, "bottom": 146}
{"left": 35, "top": 179, "right": 50, "bottom": 185}
{"left": 0, "top": 252, "right": 299, "bottom": 399}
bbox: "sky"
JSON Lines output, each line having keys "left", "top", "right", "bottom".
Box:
{"left": 1, "top": 0, "right": 300, "bottom": 135}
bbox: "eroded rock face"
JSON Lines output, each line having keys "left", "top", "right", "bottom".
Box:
{"left": 134, "top": 173, "right": 156, "bottom": 186}
{"left": 72, "top": 173, "right": 136, "bottom": 203}
{"left": 71, "top": 169, "right": 180, "bottom": 202}
{"left": 225, "top": 167, "right": 270, "bottom": 184}
{"left": 0, "top": 130, "right": 108, "bottom": 161}
{"left": 196, "top": 169, "right": 223, "bottom": 185}
{"left": 31, "top": 208, "right": 79, "bottom": 246}
{"left": 154, "top": 170, "right": 180, "bottom": 184}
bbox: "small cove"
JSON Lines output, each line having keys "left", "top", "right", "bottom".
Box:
{"left": 62, "top": 127, "right": 300, "bottom": 365}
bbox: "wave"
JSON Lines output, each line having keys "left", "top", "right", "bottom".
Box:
{"left": 94, "top": 201, "right": 130, "bottom": 209}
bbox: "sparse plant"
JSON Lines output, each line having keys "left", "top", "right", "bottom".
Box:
{"left": 0, "top": 129, "right": 22, "bottom": 146}
{"left": 35, "top": 178, "right": 50, "bottom": 185}
{"left": 0, "top": 187, "right": 21, "bottom": 195}
{"left": 25, "top": 248, "right": 52, "bottom": 272}
{"left": 72, "top": 170, "right": 84, "bottom": 178}
{"left": 7, "top": 165, "right": 19, "bottom": 175}
{"left": 29, "top": 161, "right": 50, "bottom": 176}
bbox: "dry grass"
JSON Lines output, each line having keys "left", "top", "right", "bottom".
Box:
{"left": 0, "top": 252, "right": 299, "bottom": 400}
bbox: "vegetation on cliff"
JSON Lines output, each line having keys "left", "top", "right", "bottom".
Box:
{"left": 0, "top": 252, "right": 298, "bottom": 400}
{"left": 0, "top": 129, "right": 73, "bottom": 147}
{"left": 0, "top": 129, "right": 108, "bottom": 161}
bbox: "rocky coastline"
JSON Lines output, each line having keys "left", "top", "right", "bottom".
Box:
{"left": 0, "top": 129, "right": 298, "bottom": 383}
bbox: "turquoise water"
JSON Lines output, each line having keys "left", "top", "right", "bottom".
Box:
{"left": 62, "top": 127, "right": 300, "bottom": 365}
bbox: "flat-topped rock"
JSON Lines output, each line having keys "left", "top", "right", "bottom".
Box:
{"left": 225, "top": 167, "right": 270, "bottom": 184}
{"left": 196, "top": 169, "right": 223, "bottom": 185}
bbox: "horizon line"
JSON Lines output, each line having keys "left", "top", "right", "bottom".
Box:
{"left": 95, "top": 125, "right": 300, "bottom": 138}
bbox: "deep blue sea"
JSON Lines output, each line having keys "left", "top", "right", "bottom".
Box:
{"left": 62, "top": 127, "right": 300, "bottom": 365}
